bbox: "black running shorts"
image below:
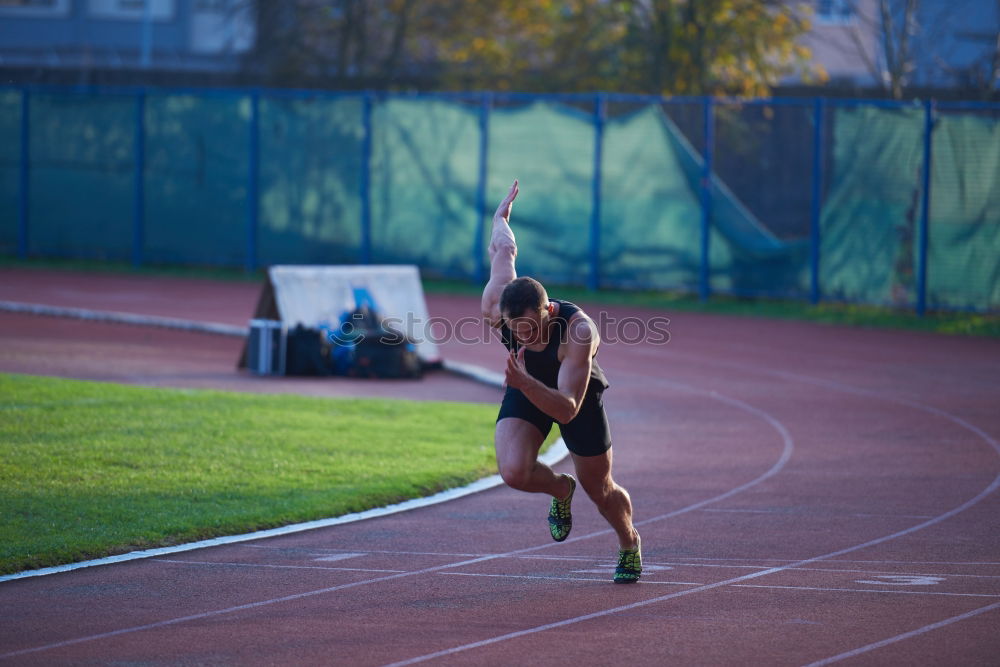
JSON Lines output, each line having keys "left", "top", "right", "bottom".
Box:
{"left": 496, "top": 386, "right": 612, "bottom": 457}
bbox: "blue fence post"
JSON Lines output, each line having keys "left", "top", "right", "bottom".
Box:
{"left": 589, "top": 93, "right": 606, "bottom": 291}
{"left": 699, "top": 97, "right": 715, "bottom": 302}
{"left": 473, "top": 92, "right": 492, "bottom": 283}
{"left": 916, "top": 99, "right": 934, "bottom": 317}
{"left": 17, "top": 87, "right": 30, "bottom": 259}
{"left": 360, "top": 91, "right": 373, "bottom": 265}
{"left": 809, "top": 97, "right": 825, "bottom": 305}
{"left": 132, "top": 89, "right": 146, "bottom": 268}
{"left": 245, "top": 90, "right": 260, "bottom": 273}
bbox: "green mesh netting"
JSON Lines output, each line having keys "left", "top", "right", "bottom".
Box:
{"left": 27, "top": 92, "right": 135, "bottom": 260}
{"left": 662, "top": 105, "right": 809, "bottom": 296}
{"left": 371, "top": 97, "right": 481, "bottom": 277}
{"left": 144, "top": 93, "right": 248, "bottom": 267}
{"left": 820, "top": 106, "right": 926, "bottom": 306}
{"left": 601, "top": 104, "right": 701, "bottom": 290}
{"left": 709, "top": 103, "right": 812, "bottom": 296}
{"left": 487, "top": 100, "right": 596, "bottom": 285}
{"left": 0, "top": 90, "right": 20, "bottom": 256}
{"left": 4, "top": 90, "right": 997, "bottom": 311}
{"left": 258, "top": 95, "right": 364, "bottom": 266}
{"left": 601, "top": 103, "right": 808, "bottom": 295}
{"left": 927, "top": 111, "right": 1000, "bottom": 310}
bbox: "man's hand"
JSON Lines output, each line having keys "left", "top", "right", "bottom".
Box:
{"left": 493, "top": 179, "right": 519, "bottom": 224}
{"left": 504, "top": 347, "right": 533, "bottom": 391}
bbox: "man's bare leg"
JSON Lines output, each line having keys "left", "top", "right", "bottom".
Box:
{"left": 571, "top": 449, "right": 639, "bottom": 550}
{"left": 495, "top": 417, "right": 573, "bottom": 498}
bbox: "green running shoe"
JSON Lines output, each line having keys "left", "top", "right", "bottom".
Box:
{"left": 614, "top": 534, "right": 642, "bottom": 584}
{"left": 547, "top": 474, "right": 576, "bottom": 542}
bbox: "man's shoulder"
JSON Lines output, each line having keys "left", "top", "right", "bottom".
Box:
{"left": 553, "top": 299, "right": 592, "bottom": 326}
{"left": 554, "top": 301, "right": 598, "bottom": 350}
{"left": 553, "top": 298, "right": 582, "bottom": 316}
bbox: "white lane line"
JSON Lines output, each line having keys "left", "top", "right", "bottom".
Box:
{"left": 381, "top": 471, "right": 1000, "bottom": 667}
{"left": 0, "top": 325, "right": 541, "bottom": 584}
{"left": 10, "top": 299, "right": 997, "bottom": 665}
{"left": 702, "top": 508, "right": 934, "bottom": 519}
{"left": 0, "top": 437, "right": 568, "bottom": 584}
{"left": 827, "top": 560, "right": 1000, "bottom": 566}
{"left": 241, "top": 548, "right": 1000, "bottom": 574}
{"left": 611, "top": 560, "right": 1000, "bottom": 580}
{"left": 243, "top": 549, "right": 1000, "bottom": 585}
{"left": 245, "top": 548, "right": 1000, "bottom": 574}
{"left": 673, "top": 557, "right": 1000, "bottom": 566}
{"left": 439, "top": 572, "right": 705, "bottom": 586}
{"left": 800, "top": 601, "right": 1000, "bottom": 666}
{"left": 515, "top": 555, "right": 607, "bottom": 563}
{"left": 152, "top": 559, "right": 407, "bottom": 574}
{"left": 0, "top": 548, "right": 551, "bottom": 661}
{"left": 733, "top": 584, "right": 1000, "bottom": 599}
{"left": 381, "top": 371, "right": 1000, "bottom": 666}
{"left": 0, "top": 378, "right": 795, "bottom": 660}
{"left": 243, "top": 546, "right": 488, "bottom": 559}
{"left": 549, "top": 382, "right": 795, "bottom": 548}
{"left": 778, "top": 567, "right": 1000, "bottom": 580}
{"left": 570, "top": 567, "right": 676, "bottom": 574}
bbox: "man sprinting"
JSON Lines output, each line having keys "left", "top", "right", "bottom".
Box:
{"left": 480, "top": 179, "right": 642, "bottom": 584}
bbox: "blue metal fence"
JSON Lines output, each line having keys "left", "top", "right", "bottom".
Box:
{"left": 2, "top": 85, "right": 999, "bottom": 313}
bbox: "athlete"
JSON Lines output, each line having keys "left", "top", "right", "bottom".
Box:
{"left": 480, "top": 179, "right": 642, "bottom": 584}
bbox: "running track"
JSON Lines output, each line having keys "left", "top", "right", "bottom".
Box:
{"left": 1, "top": 267, "right": 999, "bottom": 666}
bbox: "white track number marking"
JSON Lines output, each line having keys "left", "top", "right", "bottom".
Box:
{"left": 855, "top": 575, "right": 946, "bottom": 586}
{"left": 313, "top": 553, "right": 366, "bottom": 563}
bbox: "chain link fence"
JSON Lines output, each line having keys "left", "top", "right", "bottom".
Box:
{"left": 2, "top": 86, "right": 998, "bottom": 313}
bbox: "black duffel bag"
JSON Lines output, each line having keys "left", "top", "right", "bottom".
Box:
{"left": 285, "top": 325, "right": 334, "bottom": 376}
{"left": 348, "top": 326, "right": 422, "bottom": 380}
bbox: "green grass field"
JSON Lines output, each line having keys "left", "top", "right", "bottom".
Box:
{"left": 1, "top": 257, "right": 995, "bottom": 576}
{"left": 0, "top": 373, "right": 504, "bottom": 575}
{"left": 3, "top": 256, "right": 996, "bottom": 337}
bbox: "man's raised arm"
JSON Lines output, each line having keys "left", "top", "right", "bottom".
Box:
{"left": 481, "top": 179, "right": 519, "bottom": 327}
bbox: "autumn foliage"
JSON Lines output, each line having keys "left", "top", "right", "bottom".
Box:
{"left": 247, "top": 0, "right": 821, "bottom": 96}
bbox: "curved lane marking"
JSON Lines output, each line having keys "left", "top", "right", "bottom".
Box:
{"left": 382, "top": 360, "right": 999, "bottom": 667}
{"left": 0, "top": 377, "right": 795, "bottom": 661}
{"left": 800, "top": 601, "right": 1000, "bottom": 666}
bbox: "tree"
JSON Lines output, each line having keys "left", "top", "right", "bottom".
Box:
{"left": 238, "top": 0, "right": 819, "bottom": 96}
{"left": 618, "top": 0, "right": 818, "bottom": 96}
{"left": 932, "top": 0, "right": 1000, "bottom": 99}
{"left": 240, "top": 0, "right": 425, "bottom": 88}
{"left": 411, "top": 0, "right": 631, "bottom": 92}
{"left": 840, "top": 0, "right": 921, "bottom": 99}
{"left": 426, "top": 0, "right": 819, "bottom": 95}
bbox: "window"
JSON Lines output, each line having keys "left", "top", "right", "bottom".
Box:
{"left": 0, "top": 0, "right": 70, "bottom": 17}
{"left": 817, "top": 0, "right": 856, "bottom": 25}
{"left": 88, "top": 0, "right": 174, "bottom": 21}
{"left": 194, "top": 0, "right": 227, "bottom": 10}
{"left": 191, "top": 0, "right": 254, "bottom": 54}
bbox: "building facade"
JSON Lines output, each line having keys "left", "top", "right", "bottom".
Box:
{"left": 794, "top": 0, "right": 1000, "bottom": 93}
{"left": 0, "top": 0, "right": 255, "bottom": 75}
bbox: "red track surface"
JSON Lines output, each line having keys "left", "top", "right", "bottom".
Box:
{"left": 1, "top": 267, "right": 999, "bottom": 666}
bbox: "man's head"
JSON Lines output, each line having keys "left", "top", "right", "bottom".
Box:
{"left": 500, "top": 276, "right": 551, "bottom": 346}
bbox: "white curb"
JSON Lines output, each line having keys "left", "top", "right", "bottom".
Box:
{"left": 0, "top": 300, "right": 569, "bottom": 583}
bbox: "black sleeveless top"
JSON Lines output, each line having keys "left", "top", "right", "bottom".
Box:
{"left": 500, "top": 299, "right": 609, "bottom": 392}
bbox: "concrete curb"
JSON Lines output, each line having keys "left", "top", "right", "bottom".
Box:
{"left": 0, "top": 301, "right": 569, "bottom": 583}
{"left": 0, "top": 300, "right": 249, "bottom": 337}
